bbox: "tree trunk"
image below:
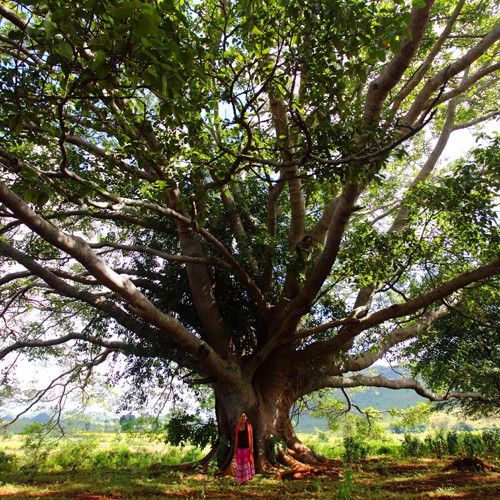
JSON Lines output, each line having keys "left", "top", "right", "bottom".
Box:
{"left": 213, "top": 361, "right": 325, "bottom": 473}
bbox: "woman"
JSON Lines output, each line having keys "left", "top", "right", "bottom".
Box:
{"left": 234, "top": 411, "right": 255, "bottom": 484}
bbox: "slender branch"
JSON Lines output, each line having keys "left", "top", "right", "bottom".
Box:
{"left": 88, "top": 241, "right": 230, "bottom": 268}
{"left": 453, "top": 109, "right": 500, "bottom": 131}
{"left": 425, "top": 62, "right": 500, "bottom": 111}
{"left": 0, "top": 333, "right": 130, "bottom": 361}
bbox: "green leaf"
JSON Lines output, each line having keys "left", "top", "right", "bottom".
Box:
{"left": 57, "top": 41, "right": 73, "bottom": 59}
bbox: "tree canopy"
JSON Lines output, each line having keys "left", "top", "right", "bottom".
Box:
{"left": 0, "top": 0, "right": 499, "bottom": 468}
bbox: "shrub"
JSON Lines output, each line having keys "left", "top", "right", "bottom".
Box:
{"left": 0, "top": 450, "right": 18, "bottom": 472}
{"left": 446, "top": 431, "right": 459, "bottom": 456}
{"left": 425, "top": 431, "right": 447, "bottom": 458}
{"left": 376, "top": 444, "right": 395, "bottom": 456}
{"left": 342, "top": 436, "right": 368, "bottom": 463}
{"left": 482, "top": 430, "right": 499, "bottom": 454}
{"left": 49, "top": 437, "right": 98, "bottom": 471}
{"left": 401, "top": 434, "right": 424, "bottom": 457}
{"left": 461, "top": 433, "right": 485, "bottom": 458}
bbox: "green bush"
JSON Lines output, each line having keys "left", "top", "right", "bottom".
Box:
{"left": 425, "top": 431, "right": 447, "bottom": 458}
{"left": 49, "top": 437, "right": 99, "bottom": 471}
{"left": 0, "top": 450, "right": 18, "bottom": 472}
{"left": 342, "top": 436, "right": 368, "bottom": 463}
{"left": 482, "top": 430, "right": 499, "bottom": 454}
{"left": 401, "top": 434, "right": 424, "bottom": 457}
{"left": 461, "top": 433, "right": 485, "bottom": 458}
{"left": 376, "top": 444, "right": 396, "bottom": 456}
{"left": 446, "top": 431, "right": 459, "bottom": 456}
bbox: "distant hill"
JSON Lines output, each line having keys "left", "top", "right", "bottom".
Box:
{"left": 294, "top": 366, "right": 427, "bottom": 433}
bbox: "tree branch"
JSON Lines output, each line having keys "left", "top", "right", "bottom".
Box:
{"left": 389, "top": 0, "right": 466, "bottom": 120}
{"left": 404, "top": 24, "right": 500, "bottom": 126}
{"left": 362, "top": 0, "right": 435, "bottom": 127}
{"left": 298, "top": 258, "right": 500, "bottom": 363}
{"left": 320, "top": 374, "right": 495, "bottom": 404}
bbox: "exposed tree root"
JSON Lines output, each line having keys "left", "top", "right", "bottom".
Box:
{"left": 149, "top": 440, "right": 221, "bottom": 477}
{"left": 274, "top": 449, "right": 343, "bottom": 481}
{"left": 446, "top": 457, "right": 497, "bottom": 472}
{"left": 277, "top": 459, "right": 343, "bottom": 481}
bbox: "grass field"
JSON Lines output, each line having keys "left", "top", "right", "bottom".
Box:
{"left": 0, "top": 430, "right": 499, "bottom": 499}
{"left": 0, "top": 456, "right": 499, "bottom": 499}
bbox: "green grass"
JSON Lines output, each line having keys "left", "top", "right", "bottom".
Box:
{"left": 1, "top": 430, "right": 499, "bottom": 498}
{"left": 0, "top": 456, "right": 499, "bottom": 499}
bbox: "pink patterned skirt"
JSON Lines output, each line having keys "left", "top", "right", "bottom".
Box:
{"left": 235, "top": 447, "right": 255, "bottom": 484}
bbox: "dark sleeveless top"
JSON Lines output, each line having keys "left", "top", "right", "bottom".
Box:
{"left": 238, "top": 426, "right": 249, "bottom": 448}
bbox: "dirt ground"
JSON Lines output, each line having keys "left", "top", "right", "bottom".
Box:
{"left": 0, "top": 457, "right": 499, "bottom": 499}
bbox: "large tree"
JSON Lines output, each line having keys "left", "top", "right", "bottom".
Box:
{"left": 0, "top": 0, "right": 499, "bottom": 469}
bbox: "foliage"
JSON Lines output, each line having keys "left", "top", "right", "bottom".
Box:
{"left": 342, "top": 436, "right": 369, "bottom": 463}
{"left": 0, "top": 450, "right": 17, "bottom": 472}
{"left": 401, "top": 434, "right": 426, "bottom": 457}
{"left": 0, "top": 0, "right": 499, "bottom": 464}
{"left": 19, "top": 423, "right": 58, "bottom": 479}
{"left": 389, "top": 402, "right": 432, "bottom": 434}
{"left": 164, "top": 410, "right": 218, "bottom": 450}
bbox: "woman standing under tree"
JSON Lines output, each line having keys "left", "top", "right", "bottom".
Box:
{"left": 234, "top": 412, "right": 255, "bottom": 484}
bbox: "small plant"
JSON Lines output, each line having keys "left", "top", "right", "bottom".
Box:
{"left": 266, "top": 436, "right": 286, "bottom": 464}
{"left": 401, "top": 434, "right": 424, "bottom": 457}
{"left": 446, "top": 431, "right": 459, "bottom": 456}
{"left": 482, "top": 430, "right": 499, "bottom": 454}
{"left": 461, "top": 433, "right": 485, "bottom": 458}
{"left": 0, "top": 450, "right": 17, "bottom": 472}
{"left": 342, "top": 436, "right": 368, "bottom": 463}
{"left": 335, "top": 468, "right": 359, "bottom": 499}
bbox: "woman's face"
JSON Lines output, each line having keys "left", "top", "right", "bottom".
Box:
{"left": 240, "top": 413, "right": 248, "bottom": 423}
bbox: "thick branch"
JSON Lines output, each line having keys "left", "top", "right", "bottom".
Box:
{"left": 404, "top": 24, "right": 500, "bottom": 126}
{"left": 0, "top": 183, "right": 236, "bottom": 382}
{"left": 0, "top": 4, "right": 29, "bottom": 31}
{"left": 390, "top": 0, "right": 466, "bottom": 119}
{"left": 299, "top": 258, "right": 500, "bottom": 363}
{"left": 291, "top": 183, "right": 359, "bottom": 310}
{"left": 320, "top": 374, "right": 495, "bottom": 404}
{"left": 362, "top": 0, "right": 435, "bottom": 127}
